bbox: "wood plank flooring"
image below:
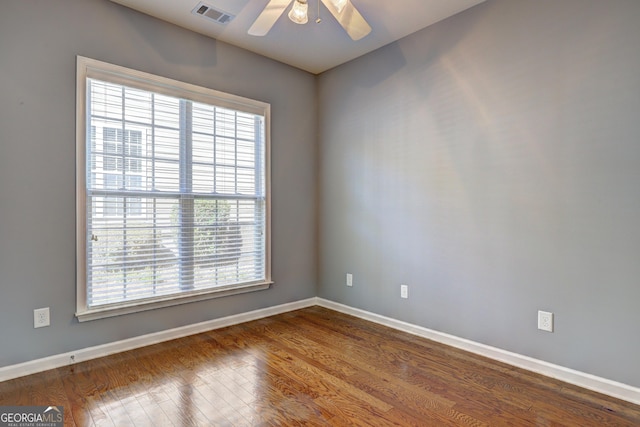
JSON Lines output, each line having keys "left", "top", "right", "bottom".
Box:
{"left": 1, "top": 306, "right": 639, "bottom": 426}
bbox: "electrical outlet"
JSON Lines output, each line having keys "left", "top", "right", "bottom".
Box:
{"left": 34, "top": 307, "right": 50, "bottom": 328}
{"left": 538, "top": 310, "right": 553, "bottom": 332}
{"left": 400, "top": 284, "right": 408, "bottom": 299}
{"left": 346, "top": 273, "right": 353, "bottom": 287}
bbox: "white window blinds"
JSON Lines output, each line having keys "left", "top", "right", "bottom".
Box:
{"left": 76, "top": 57, "right": 271, "bottom": 320}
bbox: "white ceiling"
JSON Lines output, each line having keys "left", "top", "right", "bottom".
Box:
{"left": 109, "top": 0, "right": 485, "bottom": 74}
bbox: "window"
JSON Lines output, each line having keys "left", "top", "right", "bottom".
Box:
{"left": 103, "top": 128, "right": 142, "bottom": 172}
{"left": 76, "top": 57, "right": 271, "bottom": 321}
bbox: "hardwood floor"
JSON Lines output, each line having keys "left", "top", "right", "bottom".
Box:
{"left": 1, "top": 306, "right": 639, "bottom": 426}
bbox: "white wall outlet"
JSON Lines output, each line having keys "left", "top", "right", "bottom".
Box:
{"left": 346, "top": 273, "right": 353, "bottom": 287}
{"left": 538, "top": 310, "right": 553, "bottom": 332}
{"left": 34, "top": 307, "right": 50, "bottom": 328}
{"left": 400, "top": 284, "right": 408, "bottom": 299}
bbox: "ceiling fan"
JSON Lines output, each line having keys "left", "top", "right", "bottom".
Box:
{"left": 248, "top": 0, "right": 372, "bottom": 41}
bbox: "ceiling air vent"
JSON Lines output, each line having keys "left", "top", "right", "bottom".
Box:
{"left": 192, "top": 2, "right": 235, "bottom": 25}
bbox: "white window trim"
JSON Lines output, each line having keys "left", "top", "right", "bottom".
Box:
{"left": 76, "top": 56, "right": 272, "bottom": 322}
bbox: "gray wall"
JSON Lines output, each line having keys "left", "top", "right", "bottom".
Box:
{"left": 0, "top": 0, "right": 317, "bottom": 366}
{"left": 2, "top": 0, "right": 639, "bottom": 392}
{"left": 318, "top": 0, "right": 640, "bottom": 387}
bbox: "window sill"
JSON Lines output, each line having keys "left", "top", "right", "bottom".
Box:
{"left": 76, "top": 281, "right": 273, "bottom": 322}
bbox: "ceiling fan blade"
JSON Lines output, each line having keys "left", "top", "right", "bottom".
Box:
{"left": 248, "top": 0, "right": 292, "bottom": 36}
{"left": 320, "top": 0, "right": 371, "bottom": 41}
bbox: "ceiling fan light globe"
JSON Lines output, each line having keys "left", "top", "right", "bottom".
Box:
{"left": 288, "top": 0, "right": 309, "bottom": 24}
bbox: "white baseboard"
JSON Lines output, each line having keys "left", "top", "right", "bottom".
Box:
{"left": 3, "top": 296, "right": 639, "bottom": 407}
{"left": 0, "top": 298, "right": 317, "bottom": 383}
{"left": 316, "top": 298, "right": 640, "bottom": 406}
